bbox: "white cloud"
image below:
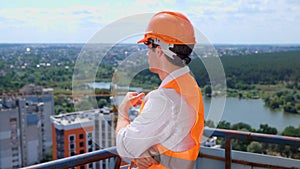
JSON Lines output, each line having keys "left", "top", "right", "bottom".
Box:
{"left": 0, "top": 0, "right": 299, "bottom": 43}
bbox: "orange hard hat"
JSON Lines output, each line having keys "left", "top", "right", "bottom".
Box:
{"left": 138, "top": 11, "right": 196, "bottom": 45}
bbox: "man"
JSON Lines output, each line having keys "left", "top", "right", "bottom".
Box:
{"left": 116, "top": 11, "right": 204, "bottom": 169}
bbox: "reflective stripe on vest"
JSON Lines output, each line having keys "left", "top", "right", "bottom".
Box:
{"left": 132, "top": 73, "right": 204, "bottom": 169}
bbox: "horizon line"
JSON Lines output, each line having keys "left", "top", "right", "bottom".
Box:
{"left": 0, "top": 42, "right": 300, "bottom": 46}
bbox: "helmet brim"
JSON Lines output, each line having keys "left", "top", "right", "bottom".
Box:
{"left": 137, "top": 37, "right": 147, "bottom": 44}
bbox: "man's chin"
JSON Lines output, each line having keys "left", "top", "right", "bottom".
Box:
{"left": 149, "top": 68, "right": 159, "bottom": 74}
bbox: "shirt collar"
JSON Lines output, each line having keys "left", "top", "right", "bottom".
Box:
{"left": 159, "top": 66, "right": 190, "bottom": 89}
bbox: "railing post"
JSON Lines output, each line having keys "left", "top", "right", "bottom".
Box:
{"left": 114, "top": 156, "right": 122, "bottom": 169}
{"left": 225, "top": 137, "right": 232, "bottom": 169}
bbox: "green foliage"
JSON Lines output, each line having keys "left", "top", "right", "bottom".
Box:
{"left": 227, "top": 122, "right": 253, "bottom": 151}
{"left": 54, "top": 97, "right": 75, "bottom": 114}
{"left": 98, "top": 99, "right": 108, "bottom": 108}
{"left": 75, "top": 100, "right": 94, "bottom": 111}
{"left": 188, "top": 51, "right": 300, "bottom": 108}
{"left": 281, "top": 126, "right": 300, "bottom": 137}
{"left": 204, "top": 119, "right": 215, "bottom": 128}
{"left": 217, "top": 120, "right": 231, "bottom": 129}
{"left": 257, "top": 124, "right": 277, "bottom": 135}
{"left": 220, "top": 51, "right": 300, "bottom": 85}
{"left": 247, "top": 141, "right": 263, "bottom": 153}
{"left": 1, "top": 45, "right": 300, "bottom": 123}
{"left": 189, "top": 51, "right": 300, "bottom": 88}
{"left": 214, "top": 121, "right": 300, "bottom": 159}
{"left": 130, "top": 69, "right": 160, "bottom": 89}
{"left": 264, "top": 90, "right": 300, "bottom": 114}
{"left": 231, "top": 122, "right": 253, "bottom": 132}
{"left": 95, "top": 88, "right": 111, "bottom": 108}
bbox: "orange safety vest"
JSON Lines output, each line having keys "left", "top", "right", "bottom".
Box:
{"left": 131, "top": 73, "right": 204, "bottom": 169}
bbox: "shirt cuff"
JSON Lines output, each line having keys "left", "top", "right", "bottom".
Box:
{"left": 116, "top": 127, "right": 136, "bottom": 159}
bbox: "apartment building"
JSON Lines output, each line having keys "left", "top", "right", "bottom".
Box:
{"left": 20, "top": 85, "right": 54, "bottom": 153}
{"left": 0, "top": 100, "right": 20, "bottom": 169}
{"left": 0, "top": 85, "right": 54, "bottom": 169}
{"left": 51, "top": 108, "right": 116, "bottom": 169}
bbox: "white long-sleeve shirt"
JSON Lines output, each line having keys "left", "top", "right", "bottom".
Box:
{"left": 116, "top": 66, "right": 196, "bottom": 158}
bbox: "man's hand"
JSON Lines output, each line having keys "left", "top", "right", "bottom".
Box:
{"left": 116, "top": 92, "right": 145, "bottom": 133}
{"left": 119, "top": 92, "right": 145, "bottom": 113}
{"left": 134, "top": 151, "right": 159, "bottom": 169}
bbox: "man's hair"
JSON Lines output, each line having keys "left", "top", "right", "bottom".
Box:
{"left": 165, "top": 44, "right": 194, "bottom": 67}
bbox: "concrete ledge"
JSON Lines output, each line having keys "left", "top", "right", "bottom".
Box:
{"left": 195, "top": 146, "right": 300, "bottom": 169}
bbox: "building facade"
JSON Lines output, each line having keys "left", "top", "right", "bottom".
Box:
{"left": 51, "top": 108, "right": 116, "bottom": 169}
{"left": 0, "top": 85, "right": 54, "bottom": 169}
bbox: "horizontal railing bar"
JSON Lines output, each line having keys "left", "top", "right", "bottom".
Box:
{"left": 204, "top": 128, "right": 300, "bottom": 146}
{"left": 23, "top": 128, "right": 300, "bottom": 169}
{"left": 21, "top": 147, "right": 119, "bottom": 169}
{"left": 199, "top": 152, "right": 298, "bottom": 169}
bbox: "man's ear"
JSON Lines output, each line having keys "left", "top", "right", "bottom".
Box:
{"left": 156, "top": 46, "right": 163, "bottom": 57}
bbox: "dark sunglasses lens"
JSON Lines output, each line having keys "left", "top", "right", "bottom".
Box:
{"left": 144, "top": 38, "right": 153, "bottom": 46}
{"left": 144, "top": 41, "right": 150, "bottom": 45}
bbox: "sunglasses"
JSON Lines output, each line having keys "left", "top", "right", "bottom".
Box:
{"left": 144, "top": 38, "right": 159, "bottom": 48}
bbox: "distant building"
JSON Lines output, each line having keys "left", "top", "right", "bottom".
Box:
{"left": 51, "top": 108, "right": 116, "bottom": 169}
{"left": 20, "top": 85, "right": 54, "bottom": 154}
{"left": 0, "top": 85, "right": 54, "bottom": 169}
{"left": 0, "top": 100, "right": 20, "bottom": 169}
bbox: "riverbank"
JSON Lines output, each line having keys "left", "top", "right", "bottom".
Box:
{"left": 203, "top": 97, "right": 300, "bottom": 131}
{"left": 223, "top": 84, "right": 300, "bottom": 114}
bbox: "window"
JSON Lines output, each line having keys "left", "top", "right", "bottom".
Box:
{"left": 80, "top": 142, "right": 84, "bottom": 147}
{"left": 12, "top": 153, "right": 18, "bottom": 157}
{"left": 80, "top": 165, "right": 85, "bottom": 169}
{"left": 88, "top": 148, "right": 93, "bottom": 152}
{"left": 88, "top": 133, "right": 92, "bottom": 138}
{"left": 80, "top": 150, "right": 85, "bottom": 154}
{"left": 70, "top": 143, "right": 75, "bottom": 149}
{"left": 69, "top": 135, "right": 75, "bottom": 141}
{"left": 79, "top": 134, "right": 84, "bottom": 139}
{"left": 12, "top": 147, "right": 18, "bottom": 151}
{"left": 88, "top": 140, "right": 92, "bottom": 145}
{"left": 70, "top": 152, "right": 76, "bottom": 156}
{"left": 12, "top": 159, "right": 18, "bottom": 163}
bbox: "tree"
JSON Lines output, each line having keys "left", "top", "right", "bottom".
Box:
{"left": 282, "top": 126, "right": 300, "bottom": 137}
{"left": 247, "top": 141, "right": 263, "bottom": 153}
{"left": 283, "top": 102, "right": 297, "bottom": 114}
{"left": 98, "top": 98, "right": 108, "bottom": 108}
{"left": 279, "top": 126, "right": 300, "bottom": 159}
{"left": 217, "top": 120, "right": 231, "bottom": 129}
{"left": 75, "top": 100, "right": 94, "bottom": 111}
{"left": 232, "top": 122, "right": 253, "bottom": 132}
{"left": 205, "top": 119, "right": 215, "bottom": 128}
{"left": 257, "top": 124, "right": 277, "bottom": 135}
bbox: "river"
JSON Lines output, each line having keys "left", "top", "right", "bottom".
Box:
{"left": 203, "top": 97, "right": 300, "bottom": 131}
{"left": 89, "top": 82, "right": 300, "bottom": 131}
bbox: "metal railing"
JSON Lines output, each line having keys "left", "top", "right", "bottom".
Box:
{"left": 23, "top": 128, "right": 300, "bottom": 169}
{"left": 22, "top": 147, "right": 122, "bottom": 169}
{"left": 203, "top": 128, "right": 300, "bottom": 169}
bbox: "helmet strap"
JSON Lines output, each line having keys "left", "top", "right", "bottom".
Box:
{"left": 153, "top": 38, "right": 176, "bottom": 59}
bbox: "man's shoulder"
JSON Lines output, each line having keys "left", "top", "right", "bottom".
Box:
{"left": 146, "top": 88, "right": 180, "bottom": 101}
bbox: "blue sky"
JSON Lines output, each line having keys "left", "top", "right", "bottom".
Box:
{"left": 0, "top": 0, "right": 299, "bottom": 44}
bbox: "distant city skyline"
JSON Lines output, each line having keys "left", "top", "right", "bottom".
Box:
{"left": 0, "top": 0, "right": 299, "bottom": 44}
